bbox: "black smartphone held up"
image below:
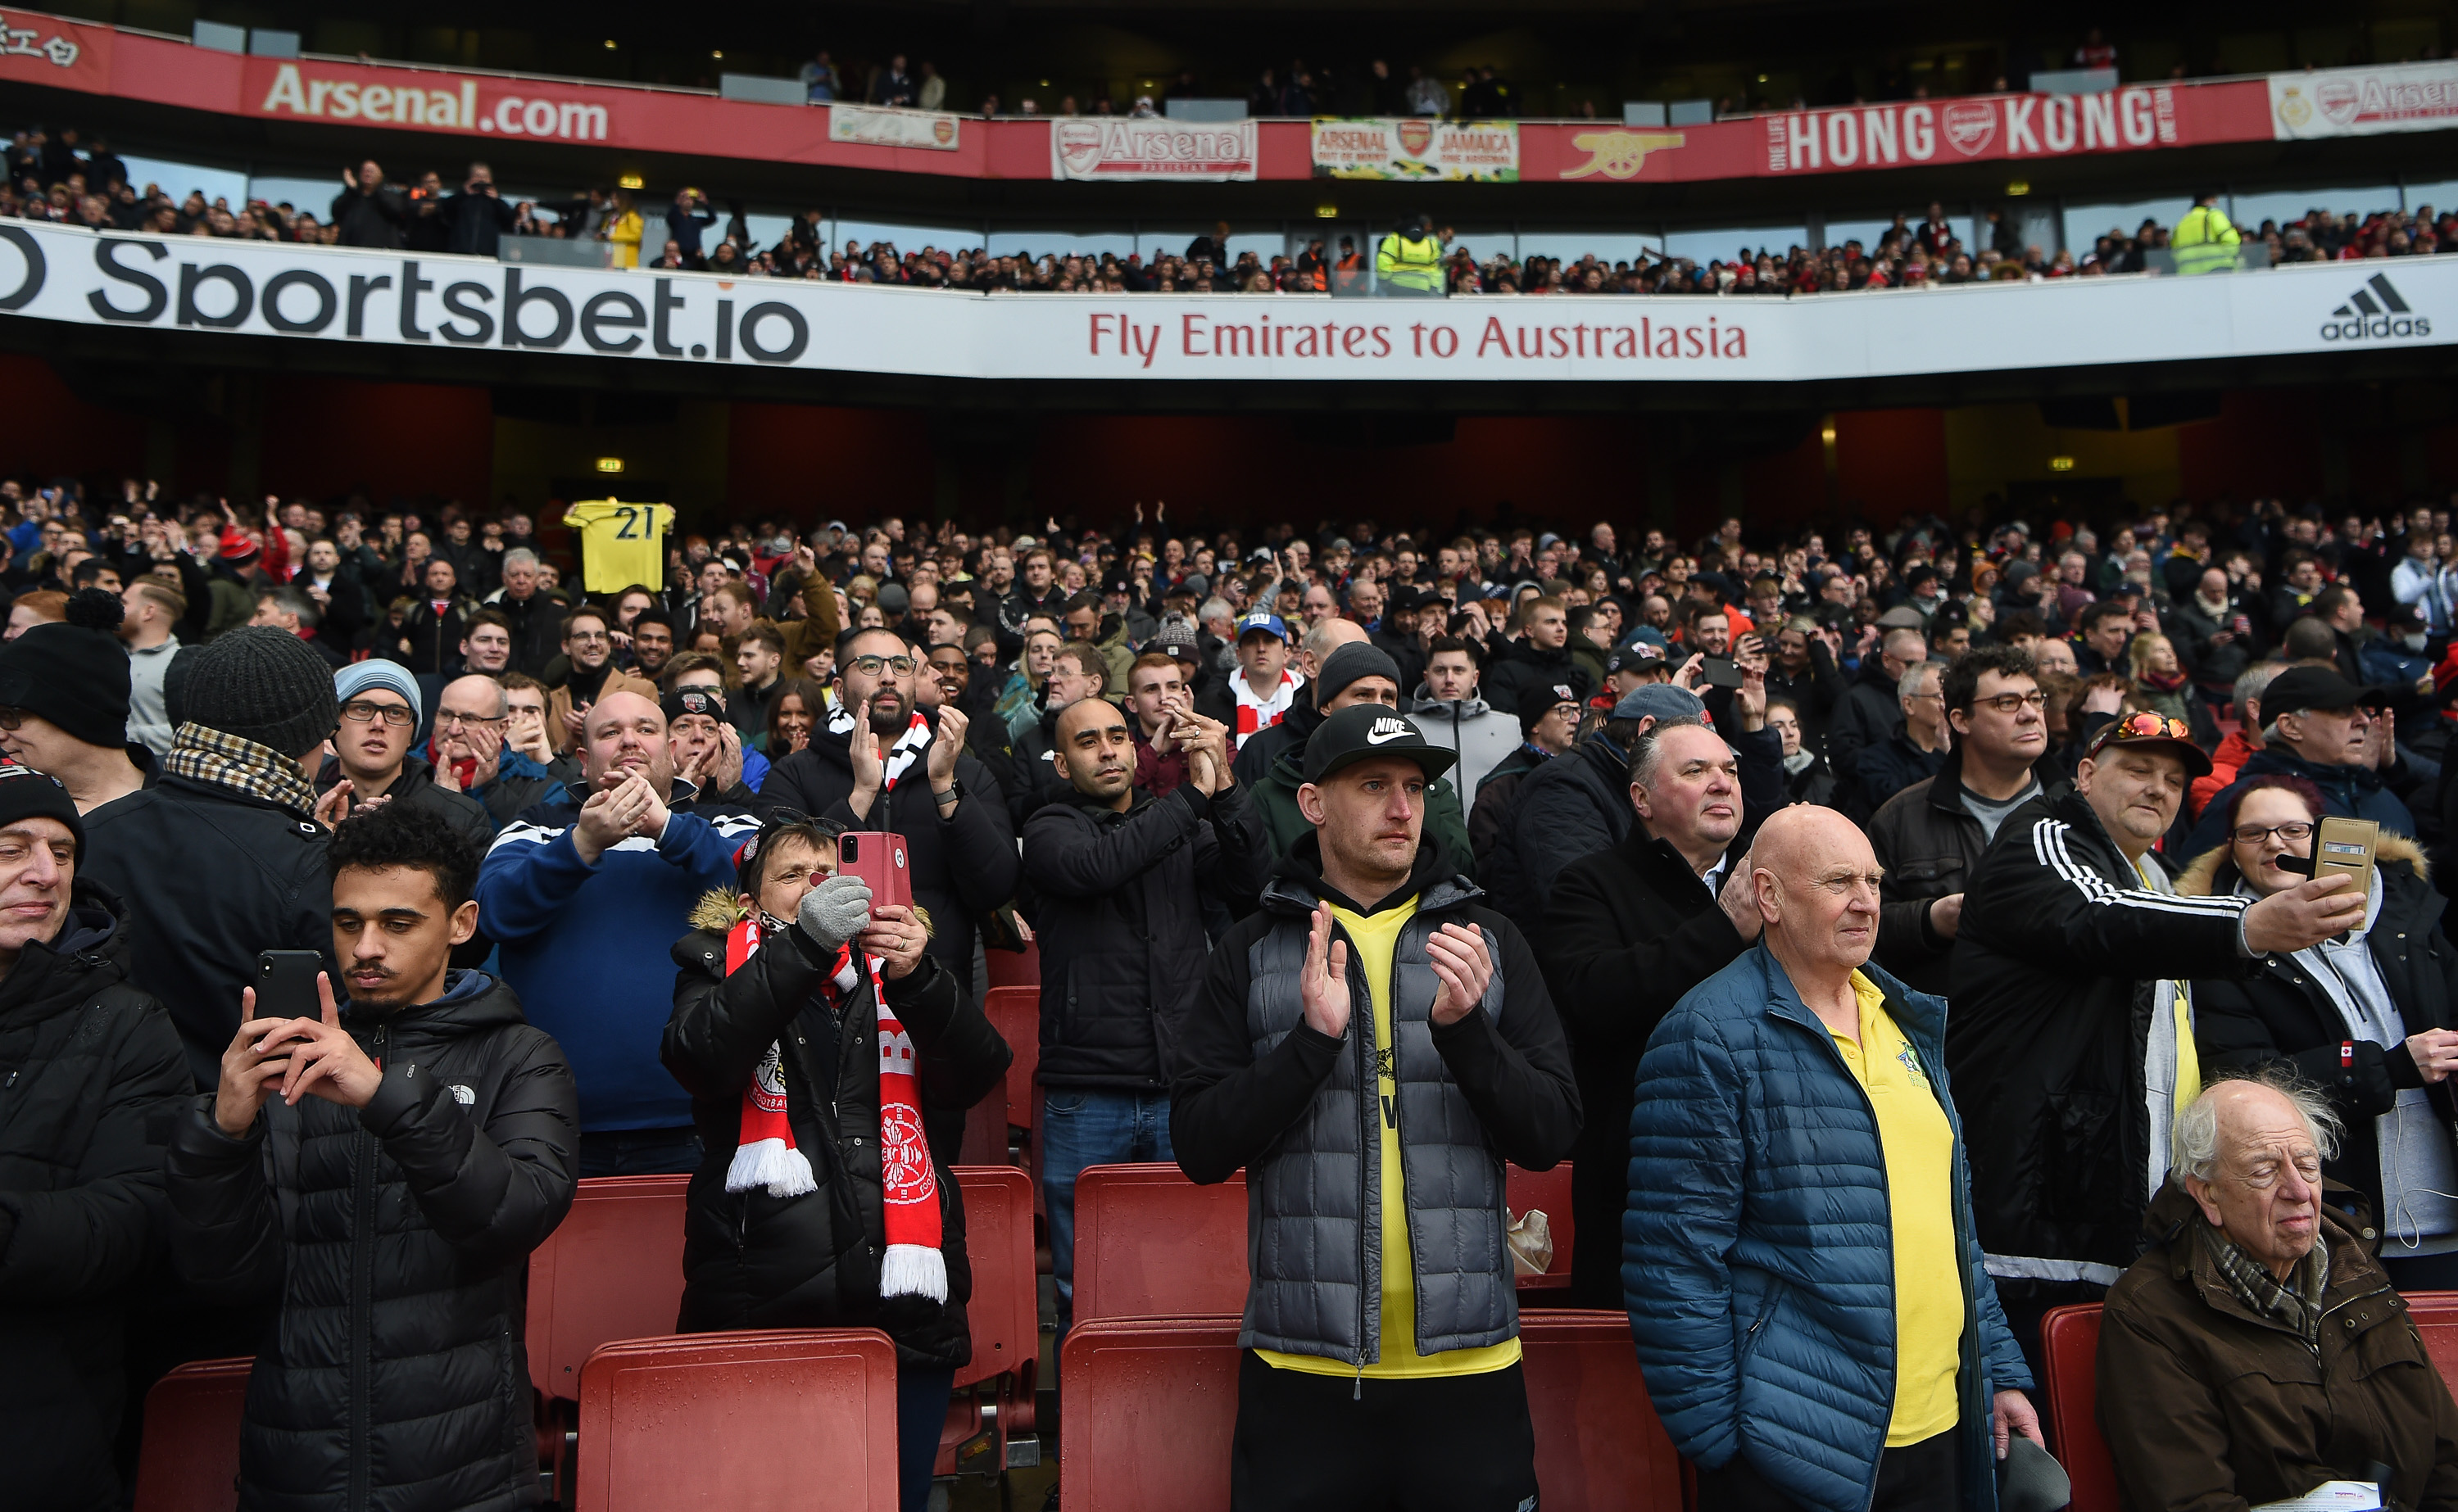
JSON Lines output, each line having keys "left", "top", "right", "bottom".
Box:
{"left": 256, "top": 950, "right": 324, "bottom": 1021}
{"left": 1700, "top": 655, "right": 1745, "bottom": 690}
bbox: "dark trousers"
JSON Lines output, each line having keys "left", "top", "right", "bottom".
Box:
{"left": 1228, "top": 1351, "right": 1539, "bottom": 1512}
{"left": 578, "top": 1127, "right": 702, "bottom": 1177}
{"left": 1697, "top": 1426, "right": 1960, "bottom": 1512}
{"left": 896, "top": 1365, "right": 956, "bottom": 1512}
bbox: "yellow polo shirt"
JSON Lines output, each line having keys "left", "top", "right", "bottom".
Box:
{"left": 1259, "top": 897, "right": 1521, "bottom": 1380}
{"left": 2134, "top": 856, "right": 2201, "bottom": 1111}
{"left": 1833, "top": 971, "right": 1962, "bottom": 1446}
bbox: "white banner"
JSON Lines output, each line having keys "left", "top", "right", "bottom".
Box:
{"left": 2270, "top": 61, "right": 2458, "bottom": 138}
{"left": 827, "top": 103, "right": 962, "bottom": 151}
{"left": 0, "top": 224, "right": 2444, "bottom": 383}
{"left": 1050, "top": 117, "right": 1256, "bottom": 181}
{"left": 1310, "top": 118, "right": 1521, "bottom": 182}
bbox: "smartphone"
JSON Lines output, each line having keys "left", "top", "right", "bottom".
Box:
{"left": 256, "top": 949, "right": 324, "bottom": 1020}
{"left": 1700, "top": 655, "right": 1745, "bottom": 690}
{"left": 2312, "top": 817, "right": 2379, "bottom": 900}
{"left": 837, "top": 831, "right": 913, "bottom": 912}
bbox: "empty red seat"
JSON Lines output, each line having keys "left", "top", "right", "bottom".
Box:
{"left": 1519, "top": 1309, "right": 1682, "bottom": 1512}
{"left": 526, "top": 1174, "right": 691, "bottom": 1401}
{"left": 937, "top": 1164, "right": 1040, "bottom": 1478}
{"left": 2040, "top": 1303, "right": 2118, "bottom": 1512}
{"left": 982, "top": 986, "right": 1041, "bottom": 1142}
{"left": 1074, "top": 1163, "right": 1249, "bottom": 1323}
{"left": 576, "top": 1329, "right": 901, "bottom": 1511}
{"left": 1506, "top": 1161, "right": 1576, "bottom": 1291}
{"left": 1059, "top": 1316, "right": 1242, "bottom": 1512}
{"left": 984, "top": 940, "right": 1041, "bottom": 991}
{"left": 2403, "top": 1289, "right": 2458, "bottom": 1386}
{"left": 132, "top": 1356, "right": 252, "bottom": 1512}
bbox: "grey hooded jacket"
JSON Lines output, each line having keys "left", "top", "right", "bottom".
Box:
{"left": 1170, "top": 838, "right": 1579, "bottom": 1364}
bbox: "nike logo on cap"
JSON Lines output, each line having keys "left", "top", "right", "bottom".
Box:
{"left": 1366, "top": 717, "right": 1412, "bottom": 744}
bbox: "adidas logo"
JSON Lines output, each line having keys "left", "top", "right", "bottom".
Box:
{"left": 2320, "top": 274, "right": 2431, "bottom": 342}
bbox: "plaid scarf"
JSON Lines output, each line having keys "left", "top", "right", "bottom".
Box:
{"left": 165, "top": 722, "right": 320, "bottom": 818}
{"left": 2202, "top": 1223, "right": 2332, "bottom": 1344}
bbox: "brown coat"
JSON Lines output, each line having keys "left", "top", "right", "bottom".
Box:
{"left": 544, "top": 667, "right": 659, "bottom": 755}
{"left": 2098, "top": 1183, "right": 2458, "bottom": 1512}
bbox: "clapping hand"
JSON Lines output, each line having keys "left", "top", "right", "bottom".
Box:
{"left": 1299, "top": 904, "right": 1351, "bottom": 1039}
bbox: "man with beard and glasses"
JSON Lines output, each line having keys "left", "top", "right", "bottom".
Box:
{"left": 476, "top": 691, "right": 755, "bottom": 1175}
{"left": 544, "top": 606, "right": 655, "bottom": 758}
{"left": 169, "top": 804, "right": 576, "bottom": 1512}
{"left": 759, "top": 627, "right": 1017, "bottom": 1003}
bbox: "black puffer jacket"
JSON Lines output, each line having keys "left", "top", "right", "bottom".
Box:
{"left": 759, "top": 709, "right": 1020, "bottom": 996}
{"left": 0, "top": 882, "right": 190, "bottom": 1512}
{"left": 2179, "top": 837, "right": 2458, "bottom": 1228}
{"left": 1537, "top": 830, "right": 1751, "bottom": 1310}
{"left": 1865, "top": 745, "right": 2067, "bottom": 998}
{"left": 165, "top": 973, "right": 578, "bottom": 1512}
{"left": 662, "top": 898, "right": 1008, "bottom": 1368}
{"left": 1021, "top": 782, "right": 1272, "bottom": 1089}
{"left": 1948, "top": 787, "right": 2255, "bottom": 1295}
{"left": 83, "top": 772, "right": 334, "bottom": 1090}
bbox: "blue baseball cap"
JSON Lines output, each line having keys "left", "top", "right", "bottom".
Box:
{"left": 1235, "top": 611, "right": 1290, "bottom": 643}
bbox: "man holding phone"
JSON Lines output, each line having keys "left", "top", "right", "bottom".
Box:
{"left": 170, "top": 804, "right": 577, "bottom": 1510}
{"left": 1023, "top": 691, "right": 1268, "bottom": 1337}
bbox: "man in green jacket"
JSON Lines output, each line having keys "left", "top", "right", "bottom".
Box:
{"left": 1376, "top": 213, "right": 1446, "bottom": 296}
{"left": 1250, "top": 643, "right": 1474, "bottom": 875}
{"left": 2173, "top": 191, "right": 2242, "bottom": 276}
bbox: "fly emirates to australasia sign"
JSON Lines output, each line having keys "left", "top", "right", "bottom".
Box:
{"left": 0, "top": 224, "right": 2451, "bottom": 384}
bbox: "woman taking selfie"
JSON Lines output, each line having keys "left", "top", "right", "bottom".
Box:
{"left": 664, "top": 817, "right": 1009, "bottom": 1512}
{"left": 2180, "top": 774, "right": 2458, "bottom": 1288}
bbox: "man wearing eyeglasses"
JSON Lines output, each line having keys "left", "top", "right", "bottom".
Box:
{"left": 1948, "top": 710, "right": 2369, "bottom": 1384}
{"left": 760, "top": 627, "right": 1018, "bottom": 1002}
{"left": 431, "top": 673, "right": 554, "bottom": 829}
{"left": 1632, "top": 804, "right": 2044, "bottom": 1512}
{"left": 544, "top": 606, "right": 655, "bottom": 758}
{"left": 315, "top": 663, "right": 493, "bottom": 855}
{"left": 1866, "top": 647, "right": 2065, "bottom": 998}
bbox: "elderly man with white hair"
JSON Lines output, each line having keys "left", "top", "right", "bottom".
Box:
{"left": 2098, "top": 1071, "right": 2458, "bottom": 1512}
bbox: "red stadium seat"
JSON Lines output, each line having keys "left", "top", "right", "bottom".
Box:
{"left": 132, "top": 1357, "right": 252, "bottom": 1512}
{"left": 575, "top": 1329, "right": 901, "bottom": 1512}
{"left": 2039, "top": 1304, "right": 2118, "bottom": 1512}
{"left": 937, "top": 1165, "right": 1040, "bottom": 1478}
{"left": 1518, "top": 1309, "right": 1684, "bottom": 1512}
{"left": 2403, "top": 1290, "right": 2458, "bottom": 1387}
{"left": 985, "top": 941, "right": 1041, "bottom": 991}
{"left": 1059, "top": 1316, "right": 1242, "bottom": 1512}
{"left": 1074, "top": 1163, "right": 1249, "bottom": 1323}
{"left": 981, "top": 986, "right": 1041, "bottom": 1142}
{"left": 526, "top": 1174, "right": 690, "bottom": 1400}
{"left": 1507, "top": 1161, "right": 1576, "bottom": 1291}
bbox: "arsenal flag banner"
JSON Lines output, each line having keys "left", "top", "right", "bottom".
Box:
{"left": 1312, "top": 117, "right": 1521, "bottom": 181}
{"left": 1050, "top": 117, "right": 1257, "bottom": 181}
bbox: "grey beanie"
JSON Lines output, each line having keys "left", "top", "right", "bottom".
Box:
{"left": 1612, "top": 683, "right": 1708, "bottom": 722}
{"left": 180, "top": 629, "right": 342, "bottom": 756}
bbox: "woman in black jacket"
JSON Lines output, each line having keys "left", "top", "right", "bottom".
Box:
{"left": 662, "top": 817, "right": 1009, "bottom": 1512}
{"left": 2179, "top": 772, "right": 2458, "bottom": 1290}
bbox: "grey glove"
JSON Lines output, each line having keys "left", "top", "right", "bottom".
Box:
{"left": 797, "top": 873, "right": 874, "bottom": 955}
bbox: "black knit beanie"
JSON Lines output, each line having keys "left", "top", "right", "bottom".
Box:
{"left": 181, "top": 628, "right": 341, "bottom": 757}
{"left": 0, "top": 758, "right": 84, "bottom": 861}
{"left": 1312, "top": 643, "right": 1402, "bottom": 709}
{"left": 0, "top": 588, "right": 131, "bottom": 749}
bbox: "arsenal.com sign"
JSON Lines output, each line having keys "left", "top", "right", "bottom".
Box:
{"left": 0, "top": 224, "right": 2449, "bottom": 384}
{"left": 1050, "top": 118, "right": 1258, "bottom": 181}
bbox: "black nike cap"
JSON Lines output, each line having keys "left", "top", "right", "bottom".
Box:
{"left": 1302, "top": 704, "right": 1460, "bottom": 784}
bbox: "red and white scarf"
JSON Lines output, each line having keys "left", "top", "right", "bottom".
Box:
{"left": 721, "top": 914, "right": 947, "bottom": 1302}
{"left": 1231, "top": 669, "right": 1303, "bottom": 751}
{"left": 828, "top": 704, "right": 933, "bottom": 788}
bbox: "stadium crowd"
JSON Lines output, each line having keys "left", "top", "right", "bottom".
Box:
{"left": 11, "top": 120, "right": 2456, "bottom": 295}
{"left": 5, "top": 470, "right": 2458, "bottom": 1511}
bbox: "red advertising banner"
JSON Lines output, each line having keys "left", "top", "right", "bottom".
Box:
{"left": 0, "top": 7, "right": 2352, "bottom": 192}
{"left": 0, "top": 6, "right": 111, "bottom": 95}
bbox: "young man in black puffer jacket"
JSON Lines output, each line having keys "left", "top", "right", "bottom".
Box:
{"left": 0, "top": 762, "right": 190, "bottom": 1512}
{"left": 664, "top": 817, "right": 1008, "bottom": 1512}
{"left": 166, "top": 805, "right": 577, "bottom": 1512}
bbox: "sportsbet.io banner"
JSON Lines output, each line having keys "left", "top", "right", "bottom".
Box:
{"left": 0, "top": 224, "right": 2446, "bottom": 383}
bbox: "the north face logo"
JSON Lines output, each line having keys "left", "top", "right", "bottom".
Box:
{"left": 2322, "top": 274, "right": 2431, "bottom": 342}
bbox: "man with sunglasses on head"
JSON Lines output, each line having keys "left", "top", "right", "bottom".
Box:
{"left": 1866, "top": 647, "right": 2066, "bottom": 999}
{"left": 760, "top": 627, "right": 1018, "bottom": 1003}
{"left": 1948, "top": 709, "right": 2370, "bottom": 1383}
{"left": 313, "top": 663, "right": 493, "bottom": 855}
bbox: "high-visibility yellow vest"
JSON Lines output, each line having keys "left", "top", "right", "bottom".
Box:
{"left": 2173, "top": 204, "right": 2242, "bottom": 276}
{"left": 1376, "top": 232, "right": 1444, "bottom": 293}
